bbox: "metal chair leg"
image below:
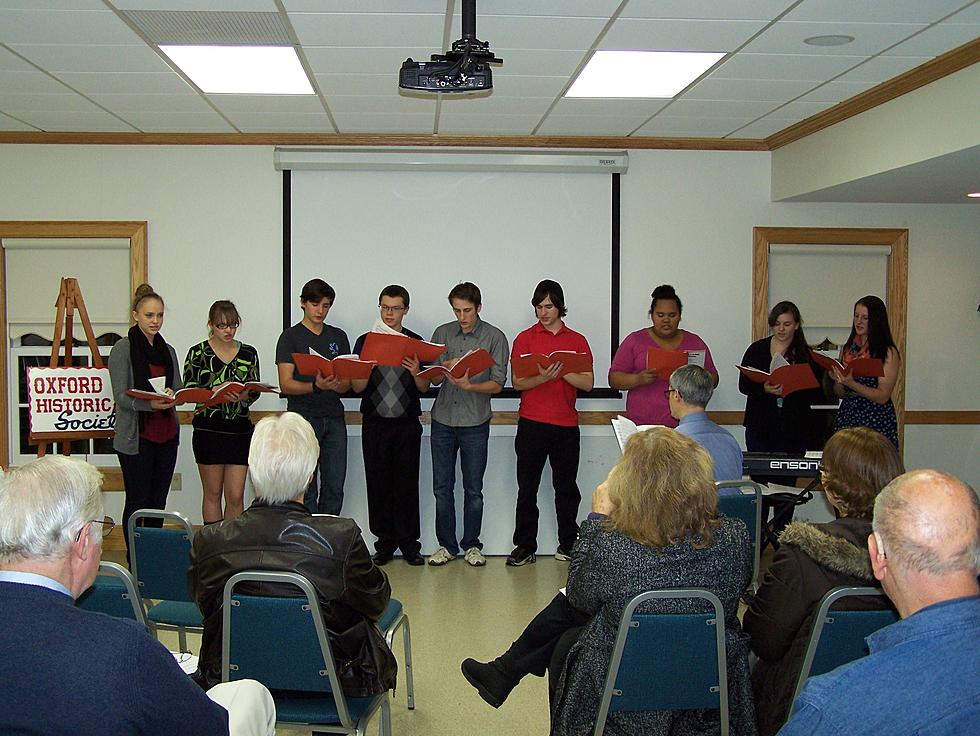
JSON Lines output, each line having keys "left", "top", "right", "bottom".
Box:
{"left": 400, "top": 617, "right": 415, "bottom": 710}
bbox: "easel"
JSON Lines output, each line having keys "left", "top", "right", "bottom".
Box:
{"left": 31, "top": 277, "right": 112, "bottom": 457}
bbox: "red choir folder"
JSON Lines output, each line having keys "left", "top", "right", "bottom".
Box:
{"left": 736, "top": 363, "right": 819, "bottom": 397}
{"left": 292, "top": 352, "right": 376, "bottom": 380}
{"left": 417, "top": 348, "right": 496, "bottom": 381}
{"left": 810, "top": 352, "right": 884, "bottom": 378}
{"left": 359, "top": 332, "right": 446, "bottom": 367}
{"left": 512, "top": 350, "right": 592, "bottom": 380}
{"left": 127, "top": 387, "right": 218, "bottom": 405}
{"left": 645, "top": 348, "right": 689, "bottom": 379}
{"left": 204, "top": 381, "right": 278, "bottom": 406}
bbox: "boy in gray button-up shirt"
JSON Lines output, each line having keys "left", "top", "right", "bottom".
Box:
{"left": 426, "top": 282, "right": 509, "bottom": 567}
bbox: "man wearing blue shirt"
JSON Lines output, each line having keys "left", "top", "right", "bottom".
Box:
{"left": 779, "top": 469, "right": 980, "bottom": 736}
{"left": 668, "top": 364, "right": 743, "bottom": 486}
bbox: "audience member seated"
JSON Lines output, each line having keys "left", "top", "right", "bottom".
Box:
{"left": 0, "top": 455, "right": 275, "bottom": 736}
{"left": 743, "top": 427, "right": 903, "bottom": 735}
{"left": 669, "top": 364, "right": 744, "bottom": 484}
{"left": 779, "top": 469, "right": 980, "bottom": 735}
{"left": 189, "top": 411, "right": 397, "bottom": 695}
{"left": 461, "top": 428, "right": 755, "bottom": 735}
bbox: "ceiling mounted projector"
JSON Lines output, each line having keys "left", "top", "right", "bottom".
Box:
{"left": 399, "top": 0, "right": 502, "bottom": 93}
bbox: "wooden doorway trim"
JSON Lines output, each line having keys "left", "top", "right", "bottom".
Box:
{"left": 0, "top": 221, "right": 147, "bottom": 467}
{"left": 752, "top": 226, "right": 909, "bottom": 448}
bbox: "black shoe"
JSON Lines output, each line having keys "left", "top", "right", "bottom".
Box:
{"left": 554, "top": 546, "right": 573, "bottom": 561}
{"left": 402, "top": 552, "right": 425, "bottom": 566}
{"left": 461, "top": 658, "right": 519, "bottom": 708}
{"left": 372, "top": 551, "right": 394, "bottom": 566}
{"left": 506, "top": 546, "right": 536, "bottom": 566}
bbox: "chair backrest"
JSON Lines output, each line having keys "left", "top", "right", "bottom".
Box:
{"left": 128, "top": 509, "right": 195, "bottom": 602}
{"left": 221, "top": 570, "right": 352, "bottom": 725}
{"left": 76, "top": 561, "right": 148, "bottom": 627}
{"left": 593, "top": 589, "right": 729, "bottom": 736}
{"left": 716, "top": 481, "right": 762, "bottom": 583}
{"left": 792, "top": 586, "right": 899, "bottom": 705}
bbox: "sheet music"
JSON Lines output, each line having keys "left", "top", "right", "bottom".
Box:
{"left": 610, "top": 415, "right": 662, "bottom": 453}
{"left": 769, "top": 352, "right": 790, "bottom": 372}
{"left": 686, "top": 350, "right": 706, "bottom": 368}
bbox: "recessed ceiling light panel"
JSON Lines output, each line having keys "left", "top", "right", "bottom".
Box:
{"left": 967, "top": 192, "right": 980, "bottom": 199}
{"left": 566, "top": 50, "right": 725, "bottom": 98}
{"left": 803, "top": 35, "right": 855, "bottom": 47}
{"left": 160, "top": 45, "right": 314, "bottom": 94}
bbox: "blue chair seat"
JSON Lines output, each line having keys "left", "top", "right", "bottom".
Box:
{"left": 76, "top": 562, "right": 146, "bottom": 626}
{"left": 273, "top": 693, "right": 382, "bottom": 725}
{"left": 146, "top": 600, "right": 203, "bottom": 628}
{"left": 377, "top": 599, "right": 403, "bottom": 631}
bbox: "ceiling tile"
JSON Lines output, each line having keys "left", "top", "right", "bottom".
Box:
{"left": 437, "top": 113, "right": 542, "bottom": 135}
{"left": 0, "top": 70, "right": 73, "bottom": 95}
{"left": 619, "top": 1, "right": 792, "bottom": 21}
{"left": 947, "top": 3, "right": 980, "bottom": 23}
{"left": 536, "top": 115, "right": 646, "bottom": 135}
{"left": 121, "top": 110, "right": 236, "bottom": 132}
{"left": 54, "top": 72, "right": 195, "bottom": 94}
{"left": 316, "top": 73, "right": 398, "bottom": 96}
{"left": 0, "top": 111, "right": 38, "bottom": 130}
{"left": 204, "top": 93, "right": 325, "bottom": 113}
{"left": 550, "top": 98, "right": 671, "bottom": 117}
{"left": 775, "top": 98, "right": 841, "bottom": 119}
{"left": 881, "top": 23, "right": 980, "bottom": 57}
{"left": 0, "top": 93, "right": 104, "bottom": 112}
{"left": 472, "top": 15, "right": 610, "bottom": 50}
{"left": 731, "top": 116, "right": 804, "bottom": 138}
{"left": 222, "top": 112, "right": 336, "bottom": 133}
{"left": 711, "top": 52, "right": 867, "bottom": 81}
{"left": 303, "top": 47, "right": 434, "bottom": 76}
{"left": 792, "top": 80, "right": 877, "bottom": 103}
{"left": 783, "top": 0, "right": 972, "bottom": 24}
{"left": 9, "top": 44, "right": 172, "bottom": 73}
{"left": 663, "top": 98, "right": 785, "bottom": 118}
{"left": 636, "top": 115, "right": 759, "bottom": 136}
{"left": 283, "top": 1, "right": 446, "bottom": 12}
{"left": 88, "top": 93, "right": 213, "bottom": 112}
{"left": 0, "top": 46, "right": 36, "bottom": 72}
{"left": 743, "top": 20, "right": 929, "bottom": 55}
{"left": 439, "top": 94, "right": 554, "bottom": 116}
{"left": 835, "top": 54, "right": 934, "bottom": 83}
{"left": 600, "top": 17, "right": 769, "bottom": 51}
{"left": 451, "top": 1, "right": 623, "bottom": 18}
{"left": 113, "top": 1, "right": 276, "bottom": 9}
{"left": 683, "top": 77, "right": 816, "bottom": 101}
{"left": 12, "top": 109, "right": 138, "bottom": 132}
{"left": 332, "top": 112, "right": 435, "bottom": 133}
{"left": 289, "top": 13, "right": 444, "bottom": 47}
{"left": 488, "top": 49, "right": 589, "bottom": 77}
{"left": 481, "top": 75, "right": 568, "bottom": 98}
{"left": 1, "top": 1, "right": 106, "bottom": 8}
{"left": 0, "top": 9, "right": 140, "bottom": 44}
{"left": 325, "top": 94, "right": 437, "bottom": 114}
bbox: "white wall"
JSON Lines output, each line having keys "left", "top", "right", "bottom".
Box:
{"left": 2, "top": 144, "right": 977, "bottom": 554}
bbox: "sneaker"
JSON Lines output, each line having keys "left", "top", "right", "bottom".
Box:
{"left": 464, "top": 547, "right": 486, "bottom": 567}
{"left": 461, "top": 658, "right": 519, "bottom": 708}
{"left": 554, "top": 546, "right": 572, "bottom": 561}
{"left": 427, "top": 546, "right": 456, "bottom": 566}
{"left": 505, "top": 546, "right": 536, "bottom": 567}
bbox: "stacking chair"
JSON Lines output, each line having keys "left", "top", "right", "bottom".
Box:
{"left": 716, "top": 481, "right": 763, "bottom": 585}
{"left": 76, "top": 561, "right": 148, "bottom": 627}
{"left": 593, "top": 589, "right": 729, "bottom": 736}
{"left": 378, "top": 598, "right": 415, "bottom": 709}
{"left": 222, "top": 570, "right": 391, "bottom": 736}
{"left": 791, "top": 586, "right": 898, "bottom": 708}
{"left": 127, "top": 509, "right": 203, "bottom": 652}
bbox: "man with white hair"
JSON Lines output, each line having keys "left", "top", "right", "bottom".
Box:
{"left": 0, "top": 455, "right": 274, "bottom": 735}
{"left": 780, "top": 469, "right": 980, "bottom": 735}
{"left": 189, "top": 411, "right": 396, "bottom": 695}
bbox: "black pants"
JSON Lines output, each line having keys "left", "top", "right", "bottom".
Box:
{"left": 118, "top": 438, "right": 179, "bottom": 559}
{"left": 513, "top": 418, "right": 581, "bottom": 552}
{"left": 362, "top": 417, "right": 422, "bottom": 556}
{"left": 499, "top": 593, "right": 590, "bottom": 703}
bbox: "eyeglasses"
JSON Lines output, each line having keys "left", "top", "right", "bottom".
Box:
{"left": 213, "top": 323, "right": 239, "bottom": 330}
{"left": 664, "top": 388, "right": 678, "bottom": 399}
{"left": 74, "top": 516, "right": 116, "bottom": 542}
{"left": 379, "top": 305, "right": 406, "bottom": 313}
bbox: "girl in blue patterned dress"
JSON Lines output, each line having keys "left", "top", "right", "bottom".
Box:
{"left": 831, "top": 295, "right": 900, "bottom": 447}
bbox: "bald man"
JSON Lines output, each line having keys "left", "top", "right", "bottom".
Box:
{"left": 779, "top": 469, "right": 980, "bottom": 735}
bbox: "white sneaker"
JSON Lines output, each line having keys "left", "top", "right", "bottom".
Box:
{"left": 427, "top": 546, "right": 455, "bottom": 566}
{"left": 464, "top": 547, "right": 487, "bottom": 567}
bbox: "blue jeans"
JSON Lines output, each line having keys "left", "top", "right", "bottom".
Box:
{"left": 303, "top": 414, "right": 347, "bottom": 515}
{"left": 431, "top": 419, "right": 490, "bottom": 555}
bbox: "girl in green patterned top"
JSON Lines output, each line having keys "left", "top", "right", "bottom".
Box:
{"left": 182, "top": 300, "right": 260, "bottom": 523}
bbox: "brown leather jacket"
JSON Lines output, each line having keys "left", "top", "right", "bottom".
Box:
{"left": 188, "top": 500, "right": 396, "bottom": 696}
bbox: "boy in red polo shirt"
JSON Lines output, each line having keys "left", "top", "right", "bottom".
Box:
{"left": 507, "top": 280, "right": 594, "bottom": 566}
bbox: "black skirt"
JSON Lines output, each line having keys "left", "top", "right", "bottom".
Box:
{"left": 191, "top": 416, "right": 253, "bottom": 466}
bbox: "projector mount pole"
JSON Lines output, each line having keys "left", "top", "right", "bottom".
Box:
{"left": 461, "top": 0, "right": 476, "bottom": 42}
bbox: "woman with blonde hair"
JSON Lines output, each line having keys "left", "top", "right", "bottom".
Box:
{"left": 463, "top": 428, "right": 756, "bottom": 736}
{"left": 744, "top": 426, "right": 904, "bottom": 735}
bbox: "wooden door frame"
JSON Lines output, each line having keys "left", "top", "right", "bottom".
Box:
{"left": 752, "top": 226, "right": 908, "bottom": 447}
{"left": 0, "top": 221, "right": 147, "bottom": 467}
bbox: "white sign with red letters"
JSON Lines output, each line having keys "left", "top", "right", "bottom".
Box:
{"left": 27, "top": 366, "right": 115, "bottom": 436}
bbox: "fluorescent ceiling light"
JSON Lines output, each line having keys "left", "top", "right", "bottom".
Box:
{"left": 566, "top": 50, "right": 725, "bottom": 98}
{"left": 160, "top": 45, "right": 314, "bottom": 94}
{"left": 967, "top": 191, "right": 980, "bottom": 199}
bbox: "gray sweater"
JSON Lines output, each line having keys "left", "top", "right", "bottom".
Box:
{"left": 108, "top": 336, "right": 181, "bottom": 455}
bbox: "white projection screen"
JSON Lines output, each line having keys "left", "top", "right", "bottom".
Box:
{"left": 287, "top": 168, "right": 619, "bottom": 398}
